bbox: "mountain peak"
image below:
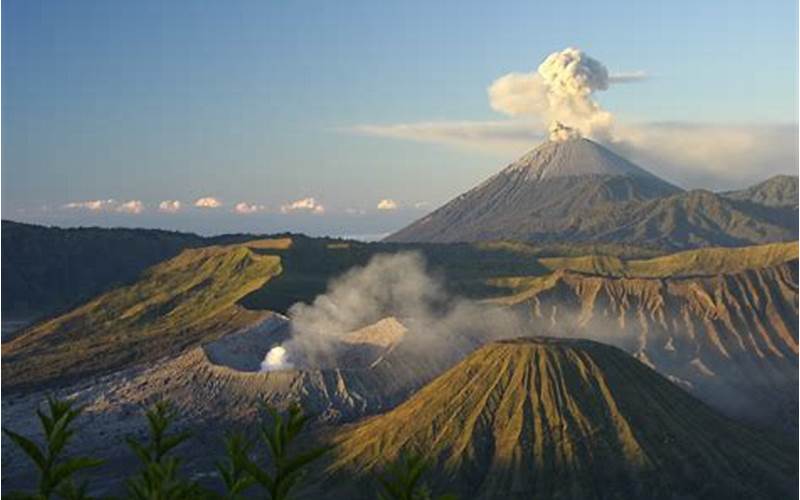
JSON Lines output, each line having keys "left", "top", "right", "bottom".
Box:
{"left": 327, "top": 336, "right": 796, "bottom": 499}
{"left": 503, "top": 135, "right": 667, "bottom": 184}
{"left": 723, "top": 174, "right": 799, "bottom": 207}
{"left": 384, "top": 137, "right": 687, "bottom": 243}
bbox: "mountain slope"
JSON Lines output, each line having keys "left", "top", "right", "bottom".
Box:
{"left": 723, "top": 175, "right": 799, "bottom": 207}
{"left": 497, "top": 260, "right": 798, "bottom": 432}
{"left": 1, "top": 220, "right": 207, "bottom": 318}
{"left": 573, "top": 189, "right": 797, "bottom": 249}
{"left": 385, "top": 139, "right": 797, "bottom": 248}
{"left": 325, "top": 338, "right": 796, "bottom": 499}
{"left": 386, "top": 138, "right": 681, "bottom": 243}
{"left": 535, "top": 241, "right": 797, "bottom": 278}
{"left": 2, "top": 241, "right": 285, "bottom": 391}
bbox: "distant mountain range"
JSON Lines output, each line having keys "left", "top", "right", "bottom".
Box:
{"left": 386, "top": 137, "right": 798, "bottom": 248}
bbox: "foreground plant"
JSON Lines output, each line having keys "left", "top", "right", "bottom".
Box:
{"left": 2, "top": 397, "right": 104, "bottom": 500}
{"left": 377, "top": 453, "right": 456, "bottom": 500}
{"left": 238, "top": 403, "right": 330, "bottom": 500}
{"left": 126, "top": 400, "right": 207, "bottom": 499}
{"left": 215, "top": 432, "right": 256, "bottom": 499}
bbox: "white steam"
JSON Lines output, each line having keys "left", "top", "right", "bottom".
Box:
{"left": 260, "top": 345, "right": 293, "bottom": 372}
{"left": 489, "top": 47, "right": 641, "bottom": 141}
{"left": 282, "top": 252, "right": 526, "bottom": 368}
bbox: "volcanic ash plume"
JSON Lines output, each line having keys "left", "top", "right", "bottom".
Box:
{"left": 488, "top": 47, "right": 618, "bottom": 141}
{"left": 548, "top": 122, "right": 581, "bottom": 142}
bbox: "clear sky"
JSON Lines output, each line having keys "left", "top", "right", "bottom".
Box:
{"left": 3, "top": 0, "right": 797, "bottom": 236}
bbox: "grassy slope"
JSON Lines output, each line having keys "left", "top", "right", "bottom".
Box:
{"left": 538, "top": 241, "right": 798, "bottom": 278}
{"left": 2, "top": 241, "right": 283, "bottom": 391}
{"left": 489, "top": 241, "right": 798, "bottom": 294}
{"left": 1, "top": 220, "right": 284, "bottom": 319}
{"left": 324, "top": 338, "right": 796, "bottom": 499}
{"left": 1, "top": 220, "right": 206, "bottom": 317}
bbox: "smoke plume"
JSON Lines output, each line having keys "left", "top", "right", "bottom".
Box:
{"left": 489, "top": 47, "right": 641, "bottom": 141}
{"left": 280, "top": 252, "right": 526, "bottom": 368}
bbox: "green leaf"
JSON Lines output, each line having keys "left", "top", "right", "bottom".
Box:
{"left": 241, "top": 455, "right": 275, "bottom": 490}
{"left": 2, "top": 428, "right": 46, "bottom": 471}
{"left": 51, "top": 456, "right": 105, "bottom": 486}
{"left": 160, "top": 430, "right": 192, "bottom": 456}
{"left": 280, "top": 445, "right": 331, "bottom": 479}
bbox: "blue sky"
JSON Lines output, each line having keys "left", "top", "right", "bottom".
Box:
{"left": 3, "top": 0, "right": 797, "bottom": 236}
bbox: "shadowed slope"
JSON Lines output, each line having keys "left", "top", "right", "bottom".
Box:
{"left": 2, "top": 241, "right": 284, "bottom": 391}
{"left": 1, "top": 220, "right": 207, "bottom": 318}
{"left": 723, "top": 175, "right": 799, "bottom": 207}
{"left": 326, "top": 338, "right": 796, "bottom": 499}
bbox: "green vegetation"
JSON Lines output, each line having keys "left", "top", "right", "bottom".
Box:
{"left": 537, "top": 241, "right": 798, "bottom": 278}
{"left": 4, "top": 398, "right": 454, "bottom": 500}
{"left": 2, "top": 397, "right": 104, "bottom": 499}
{"left": 126, "top": 401, "right": 203, "bottom": 499}
{"left": 3, "top": 243, "right": 282, "bottom": 391}
{"left": 237, "top": 404, "right": 330, "bottom": 499}
{"left": 377, "top": 454, "right": 456, "bottom": 500}
{"left": 1, "top": 220, "right": 206, "bottom": 318}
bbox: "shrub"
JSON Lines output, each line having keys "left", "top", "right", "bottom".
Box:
{"left": 377, "top": 453, "right": 456, "bottom": 500}
{"left": 237, "top": 403, "right": 331, "bottom": 500}
{"left": 125, "top": 400, "right": 206, "bottom": 499}
{"left": 2, "top": 397, "right": 104, "bottom": 499}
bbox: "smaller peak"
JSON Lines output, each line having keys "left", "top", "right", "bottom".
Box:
{"left": 548, "top": 121, "right": 582, "bottom": 142}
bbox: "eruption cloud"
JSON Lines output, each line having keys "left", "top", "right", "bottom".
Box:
{"left": 489, "top": 47, "right": 630, "bottom": 141}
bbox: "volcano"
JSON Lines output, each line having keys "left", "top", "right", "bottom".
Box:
{"left": 386, "top": 137, "right": 681, "bottom": 243}
{"left": 325, "top": 337, "right": 797, "bottom": 499}
{"left": 385, "top": 137, "right": 797, "bottom": 248}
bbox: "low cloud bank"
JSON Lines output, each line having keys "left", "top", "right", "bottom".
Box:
{"left": 351, "top": 120, "right": 797, "bottom": 190}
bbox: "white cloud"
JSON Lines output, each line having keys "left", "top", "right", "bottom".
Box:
{"left": 350, "top": 120, "right": 543, "bottom": 153}
{"left": 280, "top": 197, "right": 325, "bottom": 214}
{"left": 116, "top": 200, "right": 144, "bottom": 214}
{"left": 611, "top": 123, "right": 799, "bottom": 188}
{"left": 414, "top": 201, "right": 431, "bottom": 209}
{"left": 350, "top": 120, "right": 797, "bottom": 190}
{"left": 194, "top": 197, "right": 222, "bottom": 208}
{"left": 377, "top": 199, "right": 398, "bottom": 210}
{"left": 63, "top": 199, "right": 116, "bottom": 211}
{"left": 62, "top": 198, "right": 146, "bottom": 214}
{"left": 234, "top": 202, "right": 267, "bottom": 214}
{"left": 608, "top": 71, "right": 649, "bottom": 83}
{"left": 158, "top": 200, "right": 182, "bottom": 213}
{"left": 345, "top": 207, "right": 366, "bottom": 215}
